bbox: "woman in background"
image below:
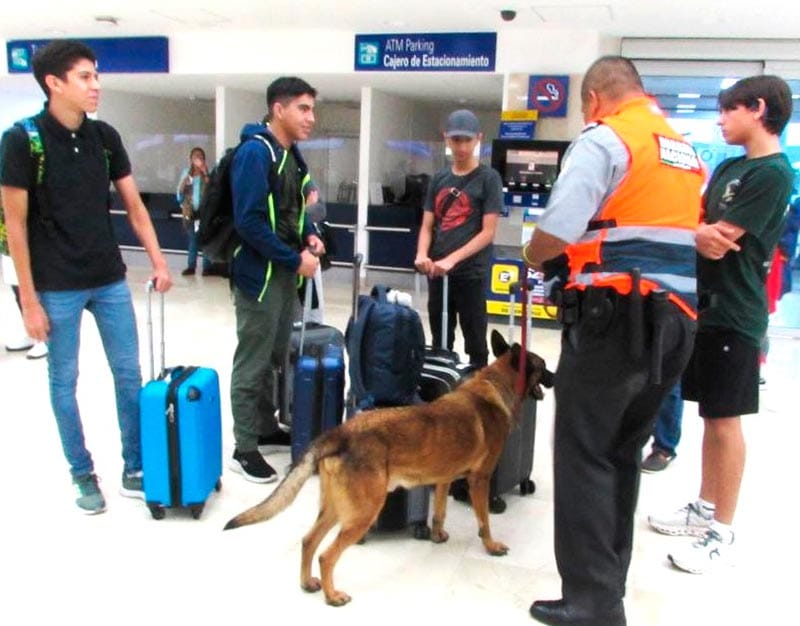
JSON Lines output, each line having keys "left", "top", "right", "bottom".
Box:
{"left": 177, "top": 146, "right": 213, "bottom": 276}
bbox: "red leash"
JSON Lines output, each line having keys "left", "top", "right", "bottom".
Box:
{"left": 515, "top": 277, "right": 529, "bottom": 397}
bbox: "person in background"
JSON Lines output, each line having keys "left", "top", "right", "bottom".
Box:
{"left": 0, "top": 40, "right": 173, "bottom": 514}
{"left": 641, "top": 382, "right": 683, "bottom": 472}
{"left": 649, "top": 75, "right": 795, "bottom": 575}
{"left": 176, "top": 146, "right": 214, "bottom": 277}
{"left": 414, "top": 109, "right": 501, "bottom": 367}
{"left": 523, "top": 56, "right": 702, "bottom": 626}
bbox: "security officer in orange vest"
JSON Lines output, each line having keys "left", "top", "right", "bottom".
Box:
{"left": 523, "top": 56, "right": 703, "bottom": 626}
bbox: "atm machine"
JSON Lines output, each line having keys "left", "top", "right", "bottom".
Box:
{"left": 487, "top": 139, "right": 571, "bottom": 321}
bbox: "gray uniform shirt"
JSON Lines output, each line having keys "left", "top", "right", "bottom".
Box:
{"left": 536, "top": 123, "right": 629, "bottom": 243}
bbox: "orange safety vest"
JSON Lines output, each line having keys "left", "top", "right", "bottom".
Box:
{"left": 565, "top": 96, "right": 703, "bottom": 318}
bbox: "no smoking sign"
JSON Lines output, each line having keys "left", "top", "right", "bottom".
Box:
{"left": 527, "top": 75, "right": 570, "bottom": 118}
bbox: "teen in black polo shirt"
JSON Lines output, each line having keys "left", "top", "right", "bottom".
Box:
{"left": 0, "top": 40, "right": 173, "bottom": 514}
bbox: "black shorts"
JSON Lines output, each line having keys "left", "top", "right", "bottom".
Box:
{"left": 682, "top": 329, "right": 760, "bottom": 418}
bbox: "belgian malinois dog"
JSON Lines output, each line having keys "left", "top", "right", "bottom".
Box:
{"left": 224, "top": 329, "right": 554, "bottom": 606}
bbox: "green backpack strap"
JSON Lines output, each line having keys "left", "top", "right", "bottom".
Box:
{"left": 16, "top": 117, "right": 46, "bottom": 185}
{"left": 14, "top": 117, "right": 54, "bottom": 236}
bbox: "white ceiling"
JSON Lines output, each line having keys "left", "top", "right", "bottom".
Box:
{"left": 2, "top": 1, "right": 800, "bottom": 106}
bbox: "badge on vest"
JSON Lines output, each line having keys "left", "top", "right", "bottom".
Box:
{"left": 656, "top": 135, "right": 701, "bottom": 172}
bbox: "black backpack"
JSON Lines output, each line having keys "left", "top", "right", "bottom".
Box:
{"left": 197, "top": 134, "right": 276, "bottom": 263}
{"left": 345, "top": 285, "right": 426, "bottom": 410}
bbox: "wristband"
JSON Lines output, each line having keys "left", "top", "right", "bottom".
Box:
{"left": 521, "top": 243, "right": 534, "bottom": 266}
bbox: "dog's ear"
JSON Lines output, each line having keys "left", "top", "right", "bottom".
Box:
{"left": 491, "top": 329, "right": 510, "bottom": 358}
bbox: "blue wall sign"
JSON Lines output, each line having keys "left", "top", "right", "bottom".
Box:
{"left": 7, "top": 37, "right": 170, "bottom": 74}
{"left": 528, "top": 75, "right": 570, "bottom": 118}
{"left": 498, "top": 121, "right": 536, "bottom": 140}
{"left": 355, "top": 32, "right": 496, "bottom": 72}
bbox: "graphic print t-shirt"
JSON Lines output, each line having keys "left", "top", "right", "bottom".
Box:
{"left": 423, "top": 164, "right": 502, "bottom": 278}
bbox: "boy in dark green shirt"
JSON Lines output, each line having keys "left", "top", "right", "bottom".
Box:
{"left": 649, "top": 75, "right": 795, "bottom": 573}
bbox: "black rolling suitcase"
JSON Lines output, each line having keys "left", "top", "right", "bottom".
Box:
{"left": 281, "top": 278, "right": 345, "bottom": 465}
{"left": 346, "top": 254, "right": 431, "bottom": 539}
{"left": 416, "top": 273, "right": 477, "bottom": 402}
{"left": 451, "top": 279, "right": 537, "bottom": 514}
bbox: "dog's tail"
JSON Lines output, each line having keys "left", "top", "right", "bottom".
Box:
{"left": 223, "top": 436, "right": 341, "bottom": 531}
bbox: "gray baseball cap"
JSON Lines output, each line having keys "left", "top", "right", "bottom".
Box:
{"left": 445, "top": 109, "right": 481, "bottom": 138}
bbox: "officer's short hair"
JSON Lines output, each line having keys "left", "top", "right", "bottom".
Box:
{"left": 718, "top": 75, "right": 793, "bottom": 136}
{"left": 32, "top": 40, "right": 97, "bottom": 97}
{"left": 581, "top": 55, "right": 643, "bottom": 103}
{"left": 266, "top": 77, "right": 317, "bottom": 117}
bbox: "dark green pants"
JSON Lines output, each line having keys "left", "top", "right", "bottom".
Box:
{"left": 230, "top": 267, "right": 298, "bottom": 451}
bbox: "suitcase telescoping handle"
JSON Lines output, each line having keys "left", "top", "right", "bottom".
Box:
{"left": 414, "top": 271, "right": 449, "bottom": 351}
{"left": 298, "top": 273, "right": 314, "bottom": 357}
{"left": 351, "top": 252, "right": 364, "bottom": 319}
{"left": 145, "top": 280, "right": 166, "bottom": 381}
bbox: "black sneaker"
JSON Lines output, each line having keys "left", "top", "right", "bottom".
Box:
{"left": 229, "top": 449, "right": 278, "bottom": 483}
{"left": 257, "top": 428, "right": 291, "bottom": 454}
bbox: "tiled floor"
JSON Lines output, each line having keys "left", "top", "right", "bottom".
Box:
{"left": 2, "top": 250, "right": 798, "bottom": 625}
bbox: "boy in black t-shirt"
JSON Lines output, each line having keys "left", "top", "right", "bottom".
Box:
{"left": 415, "top": 110, "right": 502, "bottom": 366}
{"left": 0, "top": 40, "right": 173, "bottom": 514}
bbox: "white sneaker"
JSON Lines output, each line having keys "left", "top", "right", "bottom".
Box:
{"left": 5, "top": 335, "right": 35, "bottom": 351}
{"left": 668, "top": 528, "right": 734, "bottom": 574}
{"left": 26, "top": 342, "right": 48, "bottom": 360}
{"left": 648, "top": 502, "right": 712, "bottom": 537}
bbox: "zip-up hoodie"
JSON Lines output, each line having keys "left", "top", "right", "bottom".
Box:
{"left": 230, "top": 123, "right": 314, "bottom": 301}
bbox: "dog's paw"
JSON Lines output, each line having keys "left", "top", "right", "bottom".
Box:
{"left": 431, "top": 528, "right": 450, "bottom": 544}
{"left": 325, "top": 590, "right": 352, "bottom": 606}
{"left": 302, "top": 577, "right": 322, "bottom": 593}
{"left": 486, "top": 541, "right": 509, "bottom": 556}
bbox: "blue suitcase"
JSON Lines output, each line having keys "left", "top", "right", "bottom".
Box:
{"left": 289, "top": 278, "right": 345, "bottom": 465}
{"left": 139, "top": 283, "right": 222, "bottom": 520}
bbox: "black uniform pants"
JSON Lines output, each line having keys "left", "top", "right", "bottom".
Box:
{"left": 552, "top": 292, "right": 695, "bottom": 611}
{"left": 427, "top": 273, "right": 488, "bottom": 366}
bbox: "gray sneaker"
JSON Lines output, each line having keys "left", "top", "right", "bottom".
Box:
{"left": 642, "top": 448, "right": 675, "bottom": 473}
{"left": 120, "top": 470, "right": 145, "bottom": 499}
{"left": 74, "top": 473, "right": 106, "bottom": 515}
{"left": 648, "top": 501, "right": 712, "bottom": 537}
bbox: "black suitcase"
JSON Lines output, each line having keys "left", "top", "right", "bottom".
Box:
{"left": 417, "top": 273, "right": 476, "bottom": 402}
{"left": 451, "top": 279, "right": 537, "bottom": 514}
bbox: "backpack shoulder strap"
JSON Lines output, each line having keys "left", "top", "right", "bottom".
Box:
{"left": 14, "top": 117, "right": 56, "bottom": 235}
{"left": 347, "top": 296, "right": 376, "bottom": 407}
{"left": 14, "top": 117, "right": 45, "bottom": 186}
{"left": 439, "top": 164, "right": 484, "bottom": 217}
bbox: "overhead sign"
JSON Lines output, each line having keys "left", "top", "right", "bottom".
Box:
{"left": 528, "top": 75, "right": 570, "bottom": 118}
{"left": 355, "top": 32, "right": 496, "bottom": 72}
{"left": 7, "top": 37, "right": 169, "bottom": 74}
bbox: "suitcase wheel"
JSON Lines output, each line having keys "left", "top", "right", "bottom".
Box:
{"left": 489, "top": 495, "right": 507, "bottom": 515}
{"left": 412, "top": 523, "right": 431, "bottom": 541}
{"left": 519, "top": 478, "right": 536, "bottom": 496}
{"left": 148, "top": 503, "right": 166, "bottom": 520}
{"left": 215, "top": 479, "right": 222, "bottom": 492}
{"left": 190, "top": 503, "right": 205, "bottom": 520}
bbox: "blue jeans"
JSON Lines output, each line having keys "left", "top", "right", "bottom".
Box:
{"left": 652, "top": 382, "right": 683, "bottom": 456}
{"left": 186, "top": 224, "right": 211, "bottom": 271}
{"left": 39, "top": 279, "right": 143, "bottom": 478}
